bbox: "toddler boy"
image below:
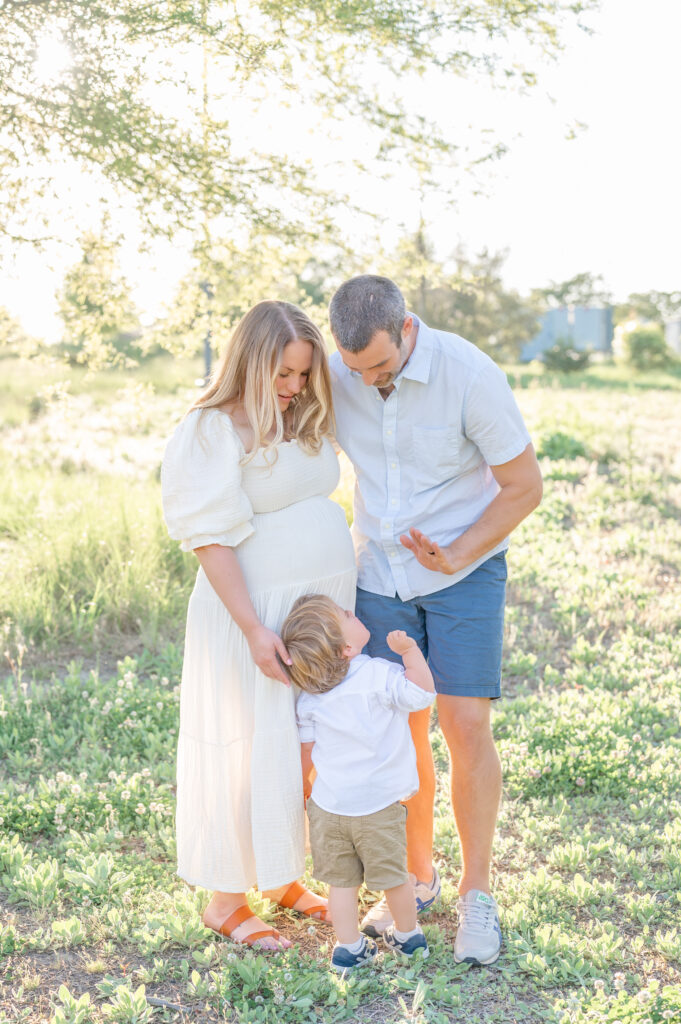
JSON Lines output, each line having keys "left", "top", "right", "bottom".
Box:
{"left": 281, "top": 594, "right": 436, "bottom": 973}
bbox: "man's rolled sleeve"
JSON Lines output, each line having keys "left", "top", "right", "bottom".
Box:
{"left": 463, "top": 363, "right": 532, "bottom": 467}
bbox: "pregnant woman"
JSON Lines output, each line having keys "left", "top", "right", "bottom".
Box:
{"left": 161, "top": 300, "right": 356, "bottom": 949}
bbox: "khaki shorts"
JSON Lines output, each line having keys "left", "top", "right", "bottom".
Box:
{"left": 307, "top": 798, "right": 408, "bottom": 891}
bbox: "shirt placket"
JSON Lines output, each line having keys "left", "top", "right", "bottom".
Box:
{"left": 379, "top": 386, "right": 411, "bottom": 599}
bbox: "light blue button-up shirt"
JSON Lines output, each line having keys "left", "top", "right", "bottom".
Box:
{"left": 330, "top": 316, "right": 532, "bottom": 601}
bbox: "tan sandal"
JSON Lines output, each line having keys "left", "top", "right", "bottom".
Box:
{"left": 206, "top": 904, "right": 285, "bottom": 948}
{"left": 277, "top": 880, "right": 330, "bottom": 921}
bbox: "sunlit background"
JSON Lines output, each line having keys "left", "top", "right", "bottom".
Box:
{"left": 2, "top": 0, "right": 680, "bottom": 344}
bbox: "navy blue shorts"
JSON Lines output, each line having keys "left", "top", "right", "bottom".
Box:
{"left": 354, "top": 551, "right": 507, "bottom": 699}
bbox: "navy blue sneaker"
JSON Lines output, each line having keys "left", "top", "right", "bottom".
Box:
{"left": 383, "top": 925, "right": 429, "bottom": 960}
{"left": 331, "top": 936, "right": 379, "bottom": 974}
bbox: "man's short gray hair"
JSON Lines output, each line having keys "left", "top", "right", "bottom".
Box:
{"left": 329, "top": 275, "right": 406, "bottom": 353}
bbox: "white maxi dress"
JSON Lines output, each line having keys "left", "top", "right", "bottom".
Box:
{"left": 161, "top": 409, "right": 356, "bottom": 892}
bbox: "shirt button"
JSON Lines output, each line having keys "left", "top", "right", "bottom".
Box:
{"left": 391, "top": 499, "right": 397, "bottom": 505}
{"left": 386, "top": 429, "right": 392, "bottom": 435}
{"left": 391, "top": 462, "right": 396, "bottom": 468}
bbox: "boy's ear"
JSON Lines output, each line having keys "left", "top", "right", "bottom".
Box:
{"left": 342, "top": 642, "right": 354, "bottom": 658}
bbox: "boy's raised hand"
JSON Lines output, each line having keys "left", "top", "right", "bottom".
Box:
{"left": 386, "top": 630, "right": 418, "bottom": 655}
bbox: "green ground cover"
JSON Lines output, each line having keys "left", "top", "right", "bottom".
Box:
{"left": 1, "top": 354, "right": 680, "bottom": 1023}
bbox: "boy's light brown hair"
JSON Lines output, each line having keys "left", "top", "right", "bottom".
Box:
{"left": 281, "top": 594, "right": 348, "bottom": 694}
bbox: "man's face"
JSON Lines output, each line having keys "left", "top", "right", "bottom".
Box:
{"left": 336, "top": 329, "right": 407, "bottom": 389}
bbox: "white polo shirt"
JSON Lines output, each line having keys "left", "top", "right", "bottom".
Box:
{"left": 296, "top": 654, "right": 435, "bottom": 816}
{"left": 330, "top": 316, "right": 532, "bottom": 601}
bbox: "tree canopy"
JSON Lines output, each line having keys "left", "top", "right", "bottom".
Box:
{"left": 381, "top": 230, "right": 540, "bottom": 359}
{"left": 531, "top": 271, "right": 612, "bottom": 310}
{"left": 2, "top": 0, "right": 596, "bottom": 247}
{"left": 614, "top": 290, "right": 681, "bottom": 327}
{"left": 57, "top": 229, "right": 141, "bottom": 365}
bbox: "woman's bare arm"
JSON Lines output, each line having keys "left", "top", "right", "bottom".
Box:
{"left": 194, "top": 544, "right": 292, "bottom": 686}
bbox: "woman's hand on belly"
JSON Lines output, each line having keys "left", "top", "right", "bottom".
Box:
{"left": 244, "top": 623, "right": 293, "bottom": 687}
{"left": 194, "top": 544, "right": 293, "bottom": 685}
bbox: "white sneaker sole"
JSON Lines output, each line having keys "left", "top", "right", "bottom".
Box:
{"left": 453, "top": 943, "right": 502, "bottom": 966}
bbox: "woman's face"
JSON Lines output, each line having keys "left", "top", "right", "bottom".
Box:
{"left": 276, "top": 338, "right": 313, "bottom": 411}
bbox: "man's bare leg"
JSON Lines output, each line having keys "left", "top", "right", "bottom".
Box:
{"left": 436, "top": 695, "right": 501, "bottom": 895}
{"left": 404, "top": 705, "right": 436, "bottom": 885}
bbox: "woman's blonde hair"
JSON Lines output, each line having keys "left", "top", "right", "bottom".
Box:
{"left": 281, "top": 594, "right": 348, "bottom": 695}
{"left": 191, "top": 300, "right": 334, "bottom": 460}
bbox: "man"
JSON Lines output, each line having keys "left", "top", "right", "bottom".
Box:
{"left": 328, "top": 275, "right": 542, "bottom": 965}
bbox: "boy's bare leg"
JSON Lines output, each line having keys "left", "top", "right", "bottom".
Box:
{"left": 384, "top": 881, "right": 418, "bottom": 933}
{"left": 404, "top": 705, "right": 436, "bottom": 884}
{"left": 328, "top": 886, "right": 361, "bottom": 944}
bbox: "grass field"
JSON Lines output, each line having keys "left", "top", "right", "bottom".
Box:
{"left": 1, "top": 353, "right": 680, "bottom": 1024}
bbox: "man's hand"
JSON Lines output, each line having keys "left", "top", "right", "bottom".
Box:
{"left": 245, "top": 624, "right": 292, "bottom": 686}
{"left": 386, "top": 630, "right": 418, "bottom": 655}
{"left": 399, "top": 527, "right": 459, "bottom": 575}
{"left": 400, "top": 445, "right": 543, "bottom": 576}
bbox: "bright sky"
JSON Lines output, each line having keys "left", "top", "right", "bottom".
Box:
{"left": 2, "top": 0, "right": 680, "bottom": 343}
{"left": 430, "top": 0, "right": 681, "bottom": 299}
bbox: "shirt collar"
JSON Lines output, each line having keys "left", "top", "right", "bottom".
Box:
{"left": 397, "top": 314, "right": 434, "bottom": 385}
{"left": 344, "top": 653, "right": 370, "bottom": 678}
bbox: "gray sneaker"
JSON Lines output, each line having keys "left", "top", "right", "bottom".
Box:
{"left": 453, "top": 889, "right": 502, "bottom": 965}
{"left": 360, "top": 868, "right": 441, "bottom": 938}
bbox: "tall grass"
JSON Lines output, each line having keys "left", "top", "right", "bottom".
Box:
{"left": 2, "top": 355, "right": 681, "bottom": 1022}
{"left": 1, "top": 356, "right": 204, "bottom": 669}
{"left": 0, "top": 352, "right": 204, "bottom": 427}
{"left": 3, "top": 355, "right": 681, "bottom": 670}
{"left": 1, "top": 465, "right": 195, "bottom": 665}
{"left": 504, "top": 357, "right": 681, "bottom": 393}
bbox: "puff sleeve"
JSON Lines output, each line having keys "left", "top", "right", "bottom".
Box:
{"left": 161, "top": 409, "right": 255, "bottom": 552}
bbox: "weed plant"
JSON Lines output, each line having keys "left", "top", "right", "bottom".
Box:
{"left": 1, "top": 358, "right": 680, "bottom": 1022}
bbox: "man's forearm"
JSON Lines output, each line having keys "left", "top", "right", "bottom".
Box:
{"left": 445, "top": 480, "right": 542, "bottom": 573}
{"left": 400, "top": 444, "right": 543, "bottom": 576}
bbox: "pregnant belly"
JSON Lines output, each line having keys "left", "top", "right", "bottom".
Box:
{"left": 236, "top": 496, "right": 355, "bottom": 594}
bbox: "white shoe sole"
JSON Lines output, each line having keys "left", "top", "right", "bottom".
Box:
{"left": 453, "top": 944, "right": 501, "bottom": 966}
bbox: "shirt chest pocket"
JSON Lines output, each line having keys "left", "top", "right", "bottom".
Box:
{"left": 410, "top": 426, "right": 460, "bottom": 487}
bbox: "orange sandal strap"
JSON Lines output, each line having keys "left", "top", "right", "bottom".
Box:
{"left": 243, "top": 928, "right": 281, "bottom": 946}
{"left": 217, "top": 904, "right": 255, "bottom": 935}
{"left": 213, "top": 905, "right": 282, "bottom": 946}
{"left": 278, "top": 880, "right": 327, "bottom": 919}
{"left": 278, "top": 881, "right": 307, "bottom": 909}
